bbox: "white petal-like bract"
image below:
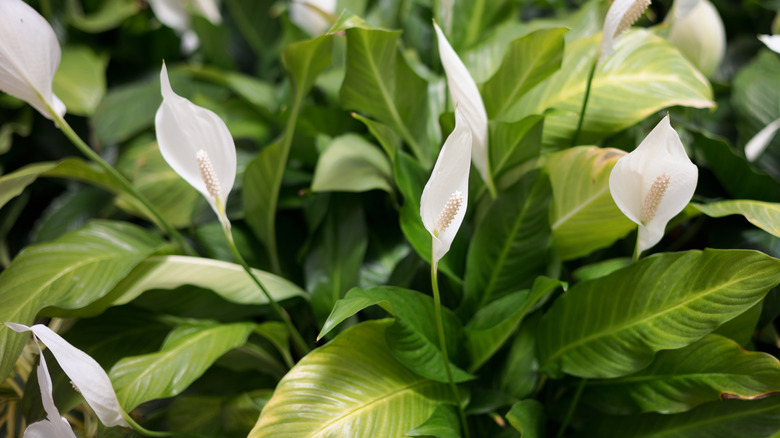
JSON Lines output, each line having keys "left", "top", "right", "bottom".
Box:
{"left": 6, "top": 323, "right": 129, "bottom": 428}
{"left": 155, "top": 63, "right": 236, "bottom": 226}
{"left": 0, "top": 0, "right": 65, "bottom": 119}
{"left": 609, "top": 116, "right": 698, "bottom": 255}
{"left": 434, "top": 22, "right": 491, "bottom": 192}
{"left": 421, "top": 109, "right": 472, "bottom": 264}
{"left": 147, "top": 0, "right": 222, "bottom": 52}
{"left": 745, "top": 118, "right": 780, "bottom": 162}
{"left": 290, "top": 0, "right": 337, "bottom": 36}
{"left": 668, "top": 0, "right": 725, "bottom": 77}
{"left": 599, "top": 0, "right": 651, "bottom": 63}
{"left": 759, "top": 34, "right": 780, "bottom": 54}
{"left": 24, "top": 347, "right": 78, "bottom": 438}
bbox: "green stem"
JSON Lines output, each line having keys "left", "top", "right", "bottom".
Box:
{"left": 571, "top": 58, "right": 598, "bottom": 147}
{"left": 50, "top": 110, "right": 192, "bottom": 254}
{"left": 223, "top": 223, "right": 310, "bottom": 357}
{"left": 121, "top": 411, "right": 210, "bottom": 438}
{"left": 556, "top": 378, "right": 587, "bottom": 438}
{"left": 431, "top": 259, "right": 470, "bottom": 438}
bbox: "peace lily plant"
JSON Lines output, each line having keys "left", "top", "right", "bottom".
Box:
{"left": 3, "top": 1, "right": 780, "bottom": 437}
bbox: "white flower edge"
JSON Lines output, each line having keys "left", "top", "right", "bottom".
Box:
{"left": 609, "top": 116, "right": 698, "bottom": 255}
{"left": 290, "top": 0, "right": 337, "bottom": 36}
{"left": 433, "top": 22, "right": 491, "bottom": 193}
{"left": 599, "top": 0, "right": 651, "bottom": 63}
{"left": 0, "top": 0, "right": 65, "bottom": 119}
{"left": 155, "top": 62, "right": 237, "bottom": 228}
{"left": 745, "top": 118, "right": 780, "bottom": 162}
{"left": 6, "top": 323, "right": 129, "bottom": 428}
{"left": 421, "top": 109, "right": 472, "bottom": 264}
{"left": 759, "top": 34, "right": 780, "bottom": 54}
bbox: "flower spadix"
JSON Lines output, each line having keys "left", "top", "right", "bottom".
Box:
{"left": 433, "top": 22, "right": 491, "bottom": 194}
{"left": 155, "top": 62, "right": 236, "bottom": 229}
{"left": 290, "top": 0, "right": 337, "bottom": 36}
{"left": 0, "top": 0, "right": 65, "bottom": 119}
{"left": 599, "top": 0, "right": 652, "bottom": 63}
{"left": 421, "top": 109, "right": 472, "bottom": 264}
{"left": 609, "top": 116, "right": 697, "bottom": 256}
{"left": 6, "top": 323, "right": 129, "bottom": 429}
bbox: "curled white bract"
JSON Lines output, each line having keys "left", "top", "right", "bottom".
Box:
{"left": 759, "top": 34, "right": 780, "bottom": 54}
{"left": 147, "top": 0, "right": 222, "bottom": 52}
{"left": 599, "top": 0, "right": 651, "bottom": 63}
{"left": 155, "top": 63, "right": 237, "bottom": 228}
{"left": 290, "top": 0, "right": 337, "bottom": 36}
{"left": 0, "top": 0, "right": 65, "bottom": 119}
{"left": 745, "top": 118, "right": 780, "bottom": 162}
{"left": 421, "top": 109, "right": 472, "bottom": 264}
{"left": 609, "top": 116, "right": 698, "bottom": 256}
{"left": 668, "top": 0, "right": 725, "bottom": 77}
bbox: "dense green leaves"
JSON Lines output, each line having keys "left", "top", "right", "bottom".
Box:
{"left": 311, "top": 134, "right": 393, "bottom": 193}
{"left": 250, "top": 320, "right": 453, "bottom": 437}
{"left": 694, "top": 200, "right": 780, "bottom": 238}
{"left": 538, "top": 250, "right": 780, "bottom": 378}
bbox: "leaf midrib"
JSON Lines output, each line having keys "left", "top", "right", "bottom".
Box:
{"left": 551, "top": 186, "right": 607, "bottom": 230}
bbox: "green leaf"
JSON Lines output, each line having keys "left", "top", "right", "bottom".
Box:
{"left": 544, "top": 146, "right": 635, "bottom": 260}
{"left": 447, "top": 0, "right": 516, "bottom": 50}
{"left": 340, "top": 26, "right": 432, "bottom": 166}
{"left": 498, "top": 315, "right": 542, "bottom": 400}
{"left": 0, "top": 221, "right": 164, "bottom": 382}
{"left": 693, "top": 200, "right": 780, "bottom": 238}
{"left": 463, "top": 170, "right": 552, "bottom": 312}
{"left": 311, "top": 134, "right": 394, "bottom": 193}
{"left": 584, "top": 334, "right": 780, "bottom": 415}
{"left": 587, "top": 396, "right": 780, "bottom": 438}
{"left": 0, "top": 162, "right": 58, "bottom": 209}
{"left": 352, "top": 113, "right": 400, "bottom": 162}
{"left": 52, "top": 46, "right": 107, "bottom": 116}
{"left": 490, "top": 115, "right": 544, "bottom": 182}
{"left": 509, "top": 30, "right": 714, "bottom": 148}
{"left": 65, "top": 0, "right": 140, "bottom": 32}
{"left": 249, "top": 320, "right": 453, "bottom": 437}
{"left": 481, "top": 28, "right": 567, "bottom": 120}
{"left": 537, "top": 249, "right": 780, "bottom": 378}
{"left": 318, "top": 287, "right": 472, "bottom": 383}
{"left": 406, "top": 403, "right": 460, "bottom": 438}
{"left": 506, "top": 400, "right": 546, "bottom": 438}
{"left": 110, "top": 322, "right": 255, "bottom": 410}
{"left": 465, "top": 277, "right": 563, "bottom": 372}
{"left": 92, "top": 75, "right": 161, "bottom": 145}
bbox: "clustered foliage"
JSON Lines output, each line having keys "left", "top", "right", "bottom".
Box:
{"left": 2, "top": 0, "right": 780, "bottom": 437}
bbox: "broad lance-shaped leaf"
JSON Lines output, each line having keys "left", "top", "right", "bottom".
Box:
{"left": 545, "top": 146, "right": 634, "bottom": 261}
{"left": 110, "top": 322, "right": 254, "bottom": 411}
{"left": 693, "top": 200, "right": 780, "bottom": 239}
{"left": 506, "top": 400, "right": 546, "bottom": 438}
{"left": 0, "top": 221, "right": 164, "bottom": 382}
{"left": 250, "top": 320, "right": 454, "bottom": 437}
{"left": 537, "top": 249, "right": 780, "bottom": 379}
{"left": 584, "top": 334, "right": 780, "bottom": 415}
{"left": 587, "top": 395, "right": 780, "bottom": 438}
{"left": 508, "top": 29, "right": 713, "bottom": 148}
{"left": 311, "top": 134, "right": 394, "bottom": 194}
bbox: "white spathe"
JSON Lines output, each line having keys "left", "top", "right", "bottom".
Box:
{"left": 290, "top": 0, "right": 337, "bottom": 36}
{"left": 147, "top": 0, "right": 222, "bottom": 52}
{"left": 24, "top": 345, "right": 78, "bottom": 438}
{"left": 609, "top": 116, "right": 698, "bottom": 255}
{"left": 421, "top": 109, "right": 472, "bottom": 264}
{"left": 0, "top": 0, "right": 65, "bottom": 119}
{"left": 155, "top": 62, "right": 236, "bottom": 228}
{"left": 6, "top": 323, "right": 129, "bottom": 428}
{"left": 668, "top": 0, "right": 725, "bottom": 77}
{"left": 599, "top": 0, "right": 651, "bottom": 63}
{"left": 759, "top": 34, "right": 780, "bottom": 54}
{"left": 745, "top": 118, "right": 780, "bottom": 162}
{"left": 433, "top": 22, "right": 491, "bottom": 192}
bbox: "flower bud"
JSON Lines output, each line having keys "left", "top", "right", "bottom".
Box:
{"left": 668, "top": 0, "right": 726, "bottom": 77}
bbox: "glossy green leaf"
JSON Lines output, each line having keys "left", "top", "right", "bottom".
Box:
{"left": 481, "top": 28, "right": 567, "bottom": 120}
{"left": 0, "top": 221, "right": 164, "bottom": 382}
{"left": 93, "top": 75, "right": 161, "bottom": 145}
{"left": 311, "top": 134, "right": 393, "bottom": 193}
{"left": 340, "top": 26, "right": 432, "bottom": 166}
{"left": 509, "top": 30, "right": 714, "bottom": 148}
{"left": 588, "top": 396, "right": 780, "bottom": 438}
{"left": 463, "top": 170, "right": 552, "bottom": 312}
{"left": 545, "top": 146, "right": 635, "bottom": 260}
{"left": 352, "top": 113, "right": 400, "bottom": 162}
{"left": 506, "top": 400, "right": 545, "bottom": 438}
{"left": 318, "top": 286, "right": 472, "bottom": 383}
{"left": 0, "top": 162, "right": 58, "bottom": 209}
{"left": 250, "top": 320, "right": 453, "bottom": 437}
{"left": 447, "top": 0, "right": 516, "bottom": 50}
{"left": 465, "top": 277, "right": 563, "bottom": 371}
{"left": 65, "top": 0, "right": 140, "bottom": 33}
{"left": 490, "top": 115, "right": 544, "bottom": 182}
{"left": 538, "top": 249, "right": 780, "bottom": 378}
{"left": 406, "top": 403, "right": 460, "bottom": 438}
{"left": 110, "top": 322, "right": 255, "bottom": 410}
{"left": 584, "top": 334, "right": 780, "bottom": 415}
{"left": 498, "top": 315, "right": 542, "bottom": 400}
{"left": 694, "top": 200, "right": 780, "bottom": 238}
{"left": 52, "top": 46, "right": 107, "bottom": 116}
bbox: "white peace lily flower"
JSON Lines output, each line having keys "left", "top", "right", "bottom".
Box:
{"left": 0, "top": 0, "right": 65, "bottom": 120}
{"left": 745, "top": 118, "right": 780, "bottom": 162}
{"left": 147, "top": 0, "right": 222, "bottom": 52}
{"left": 5, "top": 323, "right": 129, "bottom": 428}
{"left": 433, "top": 22, "right": 492, "bottom": 194}
{"left": 599, "top": 0, "right": 652, "bottom": 63}
{"left": 421, "top": 109, "right": 472, "bottom": 265}
{"left": 671, "top": 0, "right": 700, "bottom": 20}
{"left": 290, "top": 0, "right": 337, "bottom": 36}
{"left": 668, "top": 0, "right": 725, "bottom": 77}
{"left": 24, "top": 343, "right": 77, "bottom": 438}
{"left": 155, "top": 62, "right": 236, "bottom": 230}
{"left": 758, "top": 34, "right": 780, "bottom": 54}
{"left": 609, "top": 116, "right": 698, "bottom": 256}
